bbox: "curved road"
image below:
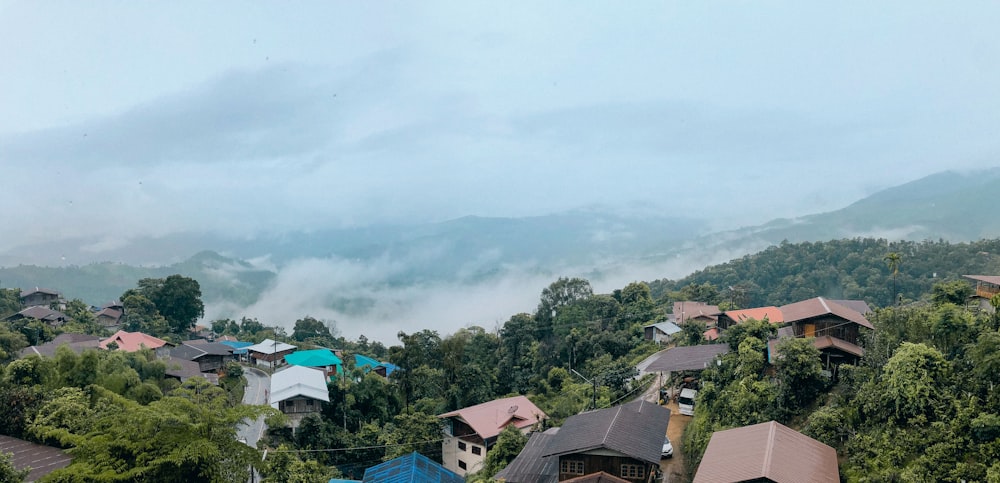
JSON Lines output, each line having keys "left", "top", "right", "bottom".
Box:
{"left": 238, "top": 367, "right": 269, "bottom": 449}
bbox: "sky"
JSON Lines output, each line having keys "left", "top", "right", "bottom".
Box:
{"left": 2, "top": 1, "right": 999, "bottom": 257}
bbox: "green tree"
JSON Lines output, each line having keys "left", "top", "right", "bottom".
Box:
{"left": 870, "top": 342, "right": 952, "bottom": 424}
{"left": 0, "top": 451, "right": 28, "bottom": 483}
{"left": 774, "top": 338, "right": 825, "bottom": 412}
{"left": 678, "top": 320, "right": 706, "bottom": 346}
{"left": 291, "top": 316, "right": 333, "bottom": 342}
{"left": 378, "top": 412, "right": 442, "bottom": 460}
{"left": 0, "top": 288, "right": 21, "bottom": 319}
{"left": 931, "top": 280, "right": 973, "bottom": 306}
{"left": 141, "top": 274, "right": 205, "bottom": 334}
{"left": 475, "top": 424, "right": 528, "bottom": 478}
{"left": 884, "top": 252, "right": 902, "bottom": 306}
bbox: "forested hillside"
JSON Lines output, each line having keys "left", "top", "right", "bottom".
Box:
{"left": 649, "top": 238, "right": 1000, "bottom": 309}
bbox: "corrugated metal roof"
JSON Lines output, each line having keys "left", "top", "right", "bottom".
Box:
{"left": 693, "top": 421, "right": 838, "bottom": 483}
{"left": 645, "top": 344, "right": 730, "bottom": 372}
{"left": 286, "top": 349, "right": 342, "bottom": 367}
{"left": 269, "top": 365, "right": 330, "bottom": 405}
{"left": 362, "top": 452, "right": 463, "bottom": 483}
{"left": 438, "top": 395, "right": 546, "bottom": 441}
{"left": 0, "top": 434, "right": 72, "bottom": 482}
{"left": 493, "top": 427, "right": 560, "bottom": 483}
{"left": 246, "top": 338, "right": 297, "bottom": 355}
{"left": 99, "top": 330, "right": 169, "bottom": 352}
{"left": 563, "top": 471, "right": 631, "bottom": 483}
{"left": 780, "top": 297, "right": 874, "bottom": 330}
{"left": 965, "top": 274, "right": 1000, "bottom": 285}
{"left": 722, "top": 306, "right": 784, "bottom": 324}
{"left": 542, "top": 400, "right": 670, "bottom": 466}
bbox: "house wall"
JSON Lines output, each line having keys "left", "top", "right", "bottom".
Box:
{"left": 196, "top": 354, "right": 230, "bottom": 373}
{"left": 791, "top": 316, "right": 859, "bottom": 345}
{"left": 556, "top": 454, "right": 653, "bottom": 482}
{"left": 21, "top": 293, "right": 59, "bottom": 307}
{"left": 279, "top": 396, "right": 323, "bottom": 431}
{"left": 441, "top": 434, "right": 487, "bottom": 476}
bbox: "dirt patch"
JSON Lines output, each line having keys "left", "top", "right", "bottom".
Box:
{"left": 659, "top": 400, "right": 692, "bottom": 482}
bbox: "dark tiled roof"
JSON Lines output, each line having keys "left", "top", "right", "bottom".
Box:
{"left": 965, "top": 275, "right": 1000, "bottom": 286}
{"left": 0, "top": 434, "right": 72, "bottom": 482}
{"left": 6, "top": 306, "right": 67, "bottom": 322}
{"left": 494, "top": 427, "right": 560, "bottom": 483}
{"left": 694, "top": 420, "right": 838, "bottom": 483}
{"left": 171, "top": 342, "right": 233, "bottom": 360}
{"left": 19, "top": 287, "right": 61, "bottom": 297}
{"left": 543, "top": 400, "right": 670, "bottom": 466}
{"left": 362, "top": 451, "right": 464, "bottom": 483}
{"left": 779, "top": 297, "right": 874, "bottom": 330}
{"left": 163, "top": 356, "right": 203, "bottom": 379}
{"left": 19, "top": 333, "right": 101, "bottom": 358}
{"left": 828, "top": 299, "right": 871, "bottom": 315}
{"left": 645, "top": 344, "right": 730, "bottom": 372}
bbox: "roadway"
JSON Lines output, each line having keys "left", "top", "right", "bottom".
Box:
{"left": 237, "top": 366, "right": 269, "bottom": 449}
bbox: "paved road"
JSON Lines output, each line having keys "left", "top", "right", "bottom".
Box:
{"left": 237, "top": 367, "right": 269, "bottom": 449}
{"left": 635, "top": 346, "right": 671, "bottom": 403}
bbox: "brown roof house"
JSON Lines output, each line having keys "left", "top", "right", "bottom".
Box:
{"left": 672, "top": 302, "right": 721, "bottom": 327}
{"left": 19, "top": 333, "right": 101, "bottom": 358}
{"left": 777, "top": 297, "right": 873, "bottom": 367}
{"left": 496, "top": 400, "right": 671, "bottom": 483}
{"left": 4, "top": 306, "right": 68, "bottom": 327}
{"left": 19, "top": 287, "right": 63, "bottom": 309}
{"left": 693, "top": 420, "right": 839, "bottom": 483}
{"left": 170, "top": 342, "right": 234, "bottom": 373}
{"left": 438, "top": 395, "right": 546, "bottom": 477}
{"left": 965, "top": 275, "right": 1000, "bottom": 313}
{"left": 100, "top": 330, "right": 173, "bottom": 357}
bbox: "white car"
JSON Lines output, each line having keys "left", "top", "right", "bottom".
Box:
{"left": 661, "top": 436, "right": 673, "bottom": 458}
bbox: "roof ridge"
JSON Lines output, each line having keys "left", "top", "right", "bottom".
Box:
{"left": 762, "top": 421, "right": 777, "bottom": 478}
{"left": 602, "top": 405, "right": 625, "bottom": 445}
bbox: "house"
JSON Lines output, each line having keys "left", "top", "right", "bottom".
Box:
{"left": 716, "top": 307, "right": 784, "bottom": 331}
{"left": 246, "top": 338, "right": 297, "bottom": 368}
{"left": 94, "top": 307, "right": 123, "bottom": 329}
{"left": 19, "top": 287, "right": 62, "bottom": 308}
{"left": 163, "top": 356, "right": 219, "bottom": 385}
{"left": 270, "top": 365, "right": 330, "bottom": 430}
{"left": 0, "top": 434, "right": 72, "bottom": 482}
{"left": 353, "top": 354, "right": 397, "bottom": 378}
{"left": 672, "top": 301, "right": 721, "bottom": 327}
{"left": 4, "top": 306, "right": 68, "bottom": 327}
{"left": 645, "top": 344, "right": 730, "bottom": 374}
{"left": 965, "top": 275, "right": 1000, "bottom": 313}
{"left": 438, "top": 395, "right": 547, "bottom": 476}
{"left": 497, "top": 400, "right": 670, "bottom": 483}
{"left": 643, "top": 321, "right": 682, "bottom": 344}
{"left": 285, "top": 349, "right": 343, "bottom": 380}
{"left": 99, "top": 330, "right": 173, "bottom": 356}
{"left": 777, "top": 297, "right": 873, "bottom": 366}
{"left": 693, "top": 420, "right": 838, "bottom": 483}
{"left": 362, "top": 451, "right": 464, "bottom": 483}
{"left": 219, "top": 340, "right": 254, "bottom": 363}
{"left": 170, "top": 341, "right": 234, "bottom": 373}
{"left": 19, "top": 333, "right": 101, "bottom": 358}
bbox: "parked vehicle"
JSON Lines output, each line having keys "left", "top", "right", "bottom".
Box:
{"left": 678, "top": 388, "right": 698, "bottom": 416}
{"left": 661, "top": 436, "right": 674, "bottom": 458}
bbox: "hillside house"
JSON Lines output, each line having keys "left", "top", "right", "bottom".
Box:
{"left": 716, "top": 306, "right": 784, "bottom": 330}
{"left": 285, "top": 349, "right": 342, "bottom": 380}
{"left": 19, "top": 287, "right": 63, "bottom": 308}
{"left": 19, "top": 333, "right": 101, "bottom": 358}
{"left": 269, "top": 365, "right": 330, "bottom": 430}
{"left": 163, "top": 356, "right": 219, "bottom": 385}
{"left": 643, "top": 321, "right": 682, "bottom": 344}
{"left": 4, "top": 306, "right": 68, "bottom": 327}
{"left": 94, "top": 307, "right": 122, "bottom": 329}
{"left": 170, "top": 341, "right": 234, "bottom": 373}
{"left": 777, "top": 297, "right": 873, "bottom": 366}
{"left": 495, "top": 400, "right": 671, "bottom": 483}
{"left": 99, "top": 330, "right": 173, "bottom": 356}
{"left": 246, "top": 338, "right": 297, "bottom": 368}
{"left": 965, "top": 275, "right": 1000, "bottom": 313}
{"left": 694, "top": 420, "right": 839, "bottom": 483}
{"left": 438, "top": 395, "right": 547, "bottom": 477}
{"left": 672, "top": 302, "right": 721, "bottom": 327}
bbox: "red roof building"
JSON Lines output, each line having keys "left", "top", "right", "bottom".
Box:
{"left": 694, "top": 421, "right": 839, "bottom": 483}
{"left": 100, "top": 330, "right": 172, "bottom": 353}
{"left": 439, "top": 395, "right": 546, "bottom": 477}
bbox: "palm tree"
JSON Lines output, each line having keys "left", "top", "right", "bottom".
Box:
{"left": 884, "top": 252, "right": 902, "bottom": 306}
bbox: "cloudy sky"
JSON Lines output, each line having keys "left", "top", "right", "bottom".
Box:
{"left": 2, "top": 1, "right": 999, "bottom": 255}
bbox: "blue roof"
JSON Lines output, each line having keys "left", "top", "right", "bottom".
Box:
{"left": 354, "top": 354, "right": 380, "bottom": 368}
{"left": 377, "top": 362, "right": 399, "bottom": 376}
{"left": 220, "top": 340, "right": 253, "bottom": 354}
{"left": 286, "top": 349, "right": 343, "bottom": 367}
{"left": 362, "top": 452, "right": 463, "bottom": 483}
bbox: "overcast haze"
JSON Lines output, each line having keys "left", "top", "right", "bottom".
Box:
{"left": 2, "top": 2, "right": 1000, "bottom": 341}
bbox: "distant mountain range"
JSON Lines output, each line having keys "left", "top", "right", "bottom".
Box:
{"left": 1, "top": 168, "right": 999, "bottom": 313}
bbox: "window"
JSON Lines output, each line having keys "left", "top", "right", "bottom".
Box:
{"left": 458, "top": 460, "right": 467, "bottom": 470}
{"left": 458, "top": 441, "right": 467, "bottom": 451}
{"left": 471, "top": 445, "right": 481, "bottom": 455}
{"left": 560, "top": 460, "right": 584, "bottom": 475}
{"left": 306, "top": 399, "right": 314, "bottom": 406}
{"left": 620, "top": 464, "right": 645, "bottom": 479}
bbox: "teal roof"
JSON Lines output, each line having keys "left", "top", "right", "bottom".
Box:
{"left": 285, "top": 349, "right": 342, "bottom": 368}
{"left": 354, "top": 354, "right": 380, "bottom": 368}
{"left": 363, "top": 452, "right": 463, "bottom": 483}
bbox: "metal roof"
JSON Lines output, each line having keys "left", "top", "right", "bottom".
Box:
{"left": 493, "top": 427, "right": 560, "bottom": 483}
{"left": 438, "top": 395, "right": 546, "bottom": 441}
{"left": 0, "top": 434, "right": 72, "bottom": 482}
{"left": 285, "top": 349, "right": 343, "bottom": 367}
{"left": 269, "top": 365, "right": 330, "bottom": 405}
{"left": 965, "top": 275, "right": 1000, "bottom": 285}
{"left": 542, "top": 400, "right": 670, "bottom": 466}
{"left": 362, "top": 451, "right": 464, "bottom": 483}
{"left": 645, "top": 344, "right": 730, "bottom": 372}
{"left": 694, "top": 420, "right": 839, "bottom": 483}
{"left": 170, "top": 342, "right": 233, "bottom": 360}
{"left": 779, "top": 297, "right": 874, "bottom": 330}
{"left": 246, "top": 338, "right": 297, "bottom": 355}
